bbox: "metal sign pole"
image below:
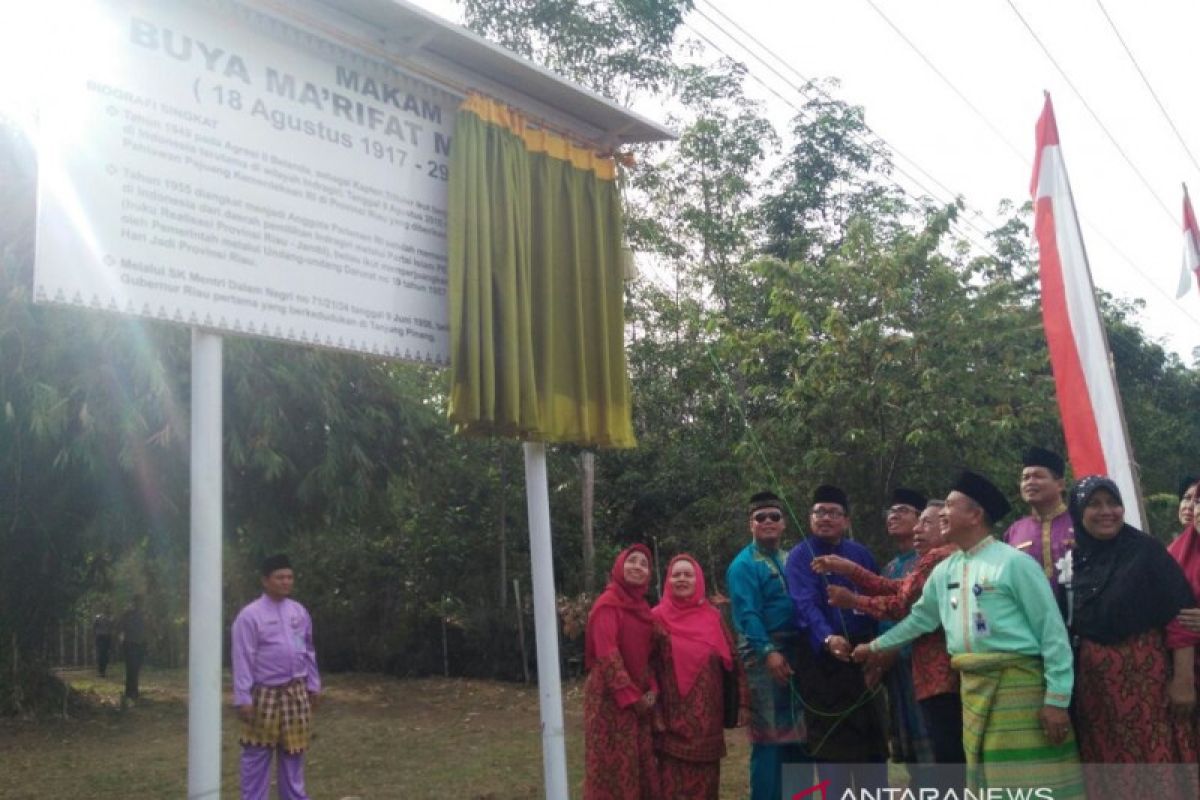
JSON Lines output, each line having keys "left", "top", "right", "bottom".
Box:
{"left": 522, "top": 441, "right": 569, "bottom": 799}
{"left": 188, "top": 329, "right": 223, "bottom": 799}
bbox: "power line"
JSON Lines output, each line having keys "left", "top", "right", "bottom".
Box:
{"left": 1003, "top": 0, "right": 1176, "bottom": 222}
{"left": 852, "top": 0, "right": 1200, "bottom": 329}
{"left": 690, "top": 0, "right": 1200, "bottom": 330}
{"left": 680, "top": 19, "right": 1007, "bottom": 263}
{"left": 685, "top": 5, "right": 1009, "bottom": 259}
{"left": 692, "top": 0, "right": 999, "bottom": 232}
{"left": 862, "top": 0, "right": 1028, "bottom": 166}
{"left": 1092, "top": 0, "right": 1200, "bottom": 175}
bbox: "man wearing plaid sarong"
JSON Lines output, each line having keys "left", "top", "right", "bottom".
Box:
{"left": 728, "top": 491, "right": 813, "bottom": 800}
{"left": 232, "top": 554, "right": 321, "bottom": 800}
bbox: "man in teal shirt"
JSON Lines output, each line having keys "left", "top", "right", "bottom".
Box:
{"left": 727, "top": 491, "right": 810, "bottom": 800}
{"left": 853, "top": 471, "right": 1081, "bottom": 795}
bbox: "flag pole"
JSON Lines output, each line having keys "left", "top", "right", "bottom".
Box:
{"left": 1040, "top": 98, "right": 1148, "bottom": 529}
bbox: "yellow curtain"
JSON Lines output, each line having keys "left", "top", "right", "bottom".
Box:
{"left": 447, "top": 94, "right": 636, "bottom": 448}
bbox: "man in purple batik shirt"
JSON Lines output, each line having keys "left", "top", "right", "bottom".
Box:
{"left": 1003, "top": 446, "right": 1074, "bottom": 588}
{"left": 232, "top": 554, "right": 320, "bottom": 800}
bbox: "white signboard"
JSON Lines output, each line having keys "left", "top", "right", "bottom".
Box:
{"left": 34, "top": 0, "right": 455, "bottom": 363}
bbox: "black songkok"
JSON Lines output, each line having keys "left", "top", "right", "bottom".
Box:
{"left": 260, "top": 553, "right": 293, "bottom": 577}
{"left": 812, "top": 484, "right": 849, "bottom": 511}
{"left": 749, "top": 491, "right": 783, "bottom": 513}
{"left": 950, "top": 470, "right": 1011, "bottom": 524}
{"left": 890, "top": 487, "right": 927, "bottom": 510}
{"left": 1022, "top": 446, "right": 1065, "bottom": 479}
{"left": 1179, "top": 475, "right": 1198, "bottom": 501}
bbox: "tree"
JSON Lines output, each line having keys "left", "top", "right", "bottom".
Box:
{"left": 759, "top": 84, "right": 905, "bottom": 265}
{"left": 457, "top": 0, "right": 693, "bottom": 98}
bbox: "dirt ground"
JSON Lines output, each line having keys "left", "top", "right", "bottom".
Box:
{"left": 0, "top": 666, "right": 752, "bottom": 799}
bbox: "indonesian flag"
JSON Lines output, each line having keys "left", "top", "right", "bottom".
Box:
{"left": 1179, "top": 185, "right": 1200, "bottom": 298}
{"left": 1030, "top": 94, "right": 1143, "bottom": 528}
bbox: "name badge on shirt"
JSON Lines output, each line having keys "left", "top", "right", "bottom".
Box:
{"left": 973, "top": 611, "right": 990, "bottom": 637}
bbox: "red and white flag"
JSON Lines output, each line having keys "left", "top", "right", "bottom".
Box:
{"left": 1030, "top": 94, "right": 1143, "bottom": 528}
{"left": 1178, "top": 184, "right": 1200, "bottom": 298}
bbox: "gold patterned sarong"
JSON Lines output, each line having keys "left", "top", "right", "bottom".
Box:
{"left": 239, "top": 679, "right": 312, "bottom": 754}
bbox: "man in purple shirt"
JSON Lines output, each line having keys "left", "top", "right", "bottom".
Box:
{"left": 1003, "top": 447, "right": 1074, "bottom": 587}
{"left": 785, "top": 484, "right": 887, "bottom": 784}
{"left": 232, "top": 554, "right": 320, "bottom": 800}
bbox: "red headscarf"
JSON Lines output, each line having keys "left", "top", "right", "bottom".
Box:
{"left": 585, "top": 544, "right": 655, "bottom": 672}
{"left": 1167, "top": 524, "right": 1200, "bottom": 649}
{"left": 652, "top": 554, "right": 733, "bottom": 698}
{"left": 1169, "top": 481, "right": 1200, "bottom": 593}
{"left": 1170, "top": 524, "right": 1200, "bottom": 595}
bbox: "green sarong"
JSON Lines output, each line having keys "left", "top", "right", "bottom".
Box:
{"left": 954, "top": 652, "right": 1084, "bottom": 799}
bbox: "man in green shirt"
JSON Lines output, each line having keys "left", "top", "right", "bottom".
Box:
{"left": 852, "top": 470, "right": 1082, "bottom": 795}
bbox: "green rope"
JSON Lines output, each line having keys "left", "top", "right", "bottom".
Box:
{"left": 706, "top": 344, "right": 883, "bottom": 730}
{"left": 791, "top": 677, "right": 885, "bottom": 758}
{"left": 704, "top": 345, "right": 853, "bottom": 639}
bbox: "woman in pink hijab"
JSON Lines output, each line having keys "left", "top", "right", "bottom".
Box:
{"left": 652, "top": 554, "right": 747, "bottom": 799}
{"left": 583, "top": 544, "right": 660, "bottom": 799}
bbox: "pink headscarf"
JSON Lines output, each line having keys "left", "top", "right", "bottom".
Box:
{"left": 585, "top": 544, "right": 655, "bottom": 671}
{"left": 652, "top": 554, "right": 733, "bottom": 698}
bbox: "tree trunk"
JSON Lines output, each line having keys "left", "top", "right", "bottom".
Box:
{"left": 441, "top": 605, "right": 450, "bottom": 678}
{"left": 11, "top": 632, "right": 21, "bottom": 714}
{"left": 514, "top": 578, "right": 529, "bottom": 684}
{"left": 498, "top": 447, "right": 508, "bottom": 609}
{"left": 581, "top": 451, "right": 595, "bottom": 596}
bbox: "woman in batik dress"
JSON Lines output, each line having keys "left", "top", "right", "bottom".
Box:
{"left": 1168, "top": 478, "right": 1200, "bottom": 762}
{"left": 1068, "top": 476, "right": 1197, "bottom": 797}
{"left": 651, "top": 554, "right": 748, "bottom": 800}
{"left": 583, "top": 544, "right": 660, "bottom": 800}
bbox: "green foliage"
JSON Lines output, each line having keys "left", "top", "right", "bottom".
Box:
{"left": 759, "top": 85, "right": 907, "bottom": 264}
{"left": 4, "top": 3, "right": 1200, "bottom": 711}
{"left": 457, "top": 0, "right": 693, "bottom": 98}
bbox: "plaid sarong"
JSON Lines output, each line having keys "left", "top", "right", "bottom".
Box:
{"left": 953, "top": 653, "right": 1083, "bottom": 799}
{"left": 744, "top": 632, "right": 806, "bottom": 745}
{"left": 240, "top": 679, "right": 313, "bottom": 754}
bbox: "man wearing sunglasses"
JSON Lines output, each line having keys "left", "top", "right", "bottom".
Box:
{"left": 727, "top": 491, "right": 812, "bottom": 800}
{"left": 785, "top": 484, "right": 888, "bottom": 786}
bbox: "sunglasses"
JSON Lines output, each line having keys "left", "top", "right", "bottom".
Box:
{"left": 753, "top": 511, "right": 783, "bottom": 523}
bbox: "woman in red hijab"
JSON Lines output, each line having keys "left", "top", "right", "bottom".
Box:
{"left": 1168, "top": 478, "right": 1200, "bottom": 753}
{"left": 651, "top": 554, "right": 747, "bottom": 800}
{"left": 583, "top": 544, "right": 660, "bottom": 800}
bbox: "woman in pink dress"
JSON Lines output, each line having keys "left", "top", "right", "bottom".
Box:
{"left": 652, "top": 554, "right": 747, "bottom": 799}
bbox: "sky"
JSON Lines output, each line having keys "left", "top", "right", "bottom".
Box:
{"left": 2, "top": 0, "right": 1197, "bottom": 360}
{"left": 403, "top": 0, "right": 1200, "bottom": 361}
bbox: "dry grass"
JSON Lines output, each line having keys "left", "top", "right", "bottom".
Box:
{"left": 0, "top": 667, "right": 751, "bottom": 799}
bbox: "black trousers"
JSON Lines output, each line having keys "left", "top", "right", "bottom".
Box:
{"left": 123, "top": 642, "right": 145, "bottom": 698}
{"left": 919, "top": 691, "right": 965, "bottom": 764}
{"left": 96, "top": 635, "right": 112, "bottom": 677}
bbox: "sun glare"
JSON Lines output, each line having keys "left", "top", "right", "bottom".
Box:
{"left": 0, "top": 2, "right": 118, "bottom": 135}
